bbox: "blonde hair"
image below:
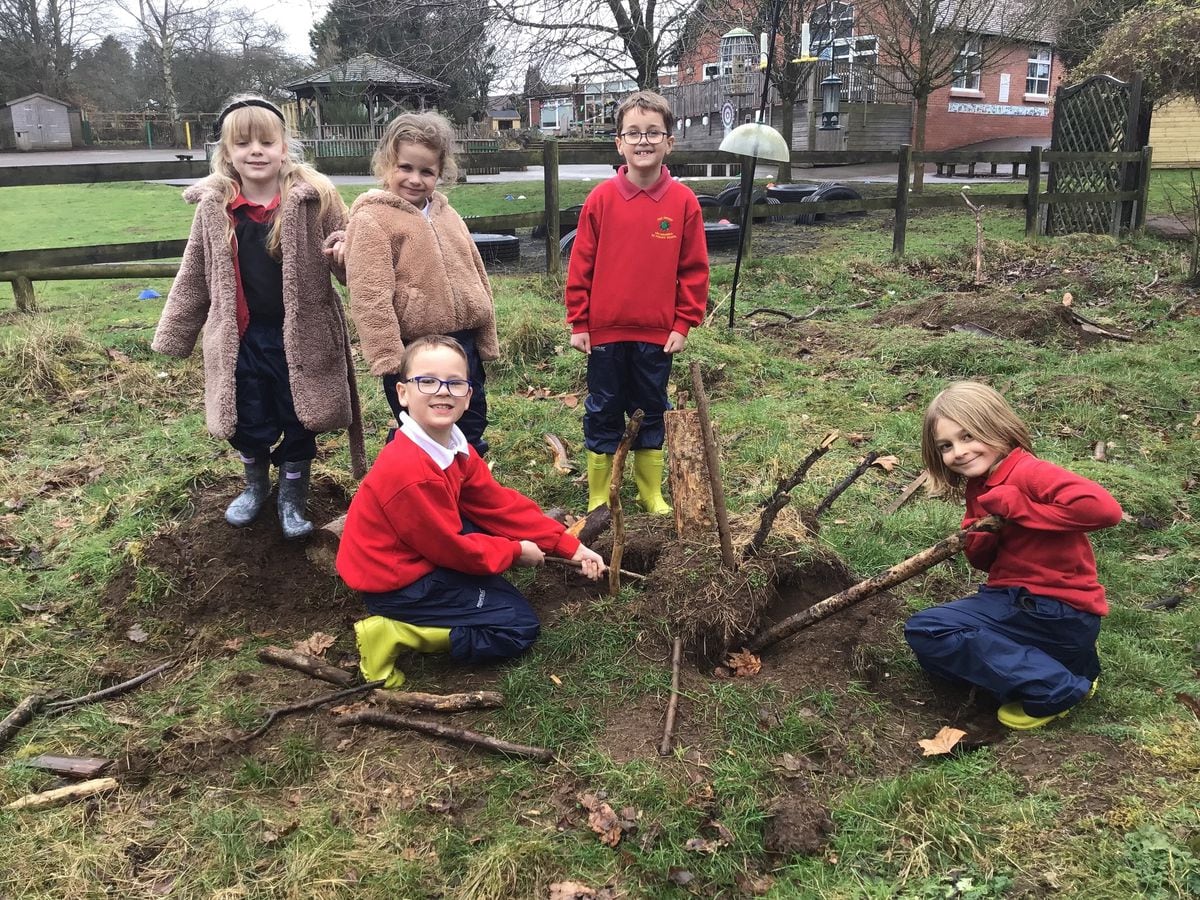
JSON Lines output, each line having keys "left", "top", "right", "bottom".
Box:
{"left": 615, "top": 90, "right": 674, "bottom": 135}
{"left": 372, "top": 112, "right": 459, "bottom": 187}
{"left": 921, "top": 381, "right": 1033, "bottom": 498}
{"left": 399, "top": 334, "right": 469, "bottom": 379}
{"left": 207, "top": 94, "right": 339, "bottom": 260}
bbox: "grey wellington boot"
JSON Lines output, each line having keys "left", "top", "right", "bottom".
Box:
{"left": 225, "top": 458, "right": 271, "bottom": 527}
{"left": 277, "top": 459, "right": 315, "bottom": 540}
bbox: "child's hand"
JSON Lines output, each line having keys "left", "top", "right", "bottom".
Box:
{"left": 570, "top": 332, "right": 591, "bottom": 355}
{"left": 323, "top": 239, "right": 346, "bottom": 269}
{"left": 571, "top": 544, "right": 607, "bottom": 581}
{"left": 663, "top": 330, "right": 687, "bottom": 354}
{"left": 517, "top": 540, "right": 545, "bottom": 567}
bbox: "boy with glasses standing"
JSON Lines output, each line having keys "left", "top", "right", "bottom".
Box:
{"left": 566, "top": 91, "right": 710, "bottom": 514}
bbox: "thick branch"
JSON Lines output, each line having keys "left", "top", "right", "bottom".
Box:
{"left": 745, "top": 431, "right": 839, "bottom": 559}
{"left": 608, "top": 409, "right": 644, "bottom": 596}
{"left": 257, "top": 646, "right": 355, "bottom": 686}
{"left": 335, "top": 710, "right": 554, "bottom": 762}
{"left": 0, "top": 694, "right": 44, "bottom": 751}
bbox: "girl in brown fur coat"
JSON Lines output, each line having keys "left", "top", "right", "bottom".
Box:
{"left": 345, "top": 112, "right": 499, "bottom": 455}
{"left": 152, "top": 95, "right": 365, "bottom": 539}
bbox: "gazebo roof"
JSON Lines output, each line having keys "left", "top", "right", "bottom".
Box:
{"left": 286, "top": 53, "right": 447, "bottom": 92}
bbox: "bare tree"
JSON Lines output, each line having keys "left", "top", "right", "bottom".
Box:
{"left": 859, "top": 0, "right": 1052, "bottom": 190}
{"left": 491, "top": 0, "right": 702, "bottom": 89}
{"left": 0, "top": 0, "right": 99, "bottom": 98}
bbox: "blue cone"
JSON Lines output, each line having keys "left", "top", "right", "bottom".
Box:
{"left": 138, "top": 289, "right": 161, "bottom": 300}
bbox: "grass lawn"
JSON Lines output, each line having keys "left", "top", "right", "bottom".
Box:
{"left": 0, "top": 178, "right": 1198, "bottom": 898}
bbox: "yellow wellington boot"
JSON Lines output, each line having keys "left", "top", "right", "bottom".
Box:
{"left": 632, "top": 448, "right": 672, "bottom": 515}
{"left": 353, "top": 616, "right": 452, "bottom": 690}
{"left": 586, "top": 451, "right": 614, "bottom": 512}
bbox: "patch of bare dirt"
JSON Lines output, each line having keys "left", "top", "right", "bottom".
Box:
{"left": 763, "top": 789, "right": 835, "bottom": 856}
{"left": 874, "top": 291, "right": 1096, "bottom": 347}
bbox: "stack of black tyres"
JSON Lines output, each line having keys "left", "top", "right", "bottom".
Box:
{"left": 793, "top": 182, "right": 866, "bottom": 226}
{"left": 471, "top": 233, "right": 521, "bottom": 264}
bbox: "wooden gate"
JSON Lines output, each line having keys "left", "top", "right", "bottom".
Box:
{"left": 1046, "top": 74, "right": 1143, "bottom": 236}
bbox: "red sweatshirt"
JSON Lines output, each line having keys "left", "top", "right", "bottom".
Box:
{"left": 565, "top": 166, "right": 709, "bottom": 346}
{"left": 962, "top": 447, "right": 1122, "bottom": 615}
{"left": 336, "top": 432, "right": 580, "bottom": 593}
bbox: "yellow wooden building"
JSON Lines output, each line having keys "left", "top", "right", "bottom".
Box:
{"left": 1149, "top": 98, "right": 1200, "bottom": 167}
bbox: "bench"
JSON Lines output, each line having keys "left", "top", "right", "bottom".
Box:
{"left": 175, "top": 154, "right": 193, "bottom": 161}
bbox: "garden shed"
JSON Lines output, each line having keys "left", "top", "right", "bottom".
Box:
{"left": 0, "top": 93, "right": 73, "bottom": 151}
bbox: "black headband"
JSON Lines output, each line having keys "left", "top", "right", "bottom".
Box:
{"left": 212, "top": 98, "right": 286, "bottom": 140}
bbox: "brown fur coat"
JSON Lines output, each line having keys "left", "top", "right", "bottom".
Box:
{"left": 151, "top": 175, "right": 366, "bottom": 478}
{"left": 345, "top": 189, "right": 500, "bottom": 377}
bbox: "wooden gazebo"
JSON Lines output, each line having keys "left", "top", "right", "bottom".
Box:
{"left": 286, "top": 53, "right": 447, "bottom": 131}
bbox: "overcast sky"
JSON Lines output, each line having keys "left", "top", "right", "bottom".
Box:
{"left": 257, "top": 0, "right": 328, "bottom": 60}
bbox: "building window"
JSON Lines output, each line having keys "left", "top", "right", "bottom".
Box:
{"left": 702, "top": 62, "right": 721, "bottom": 80}
{"left": 953, "top": 37, "right": 982, "bottom": 91}
{"left": 1026, "top": 46, "right": 1051, "bottom": 96}
{"left": 812, "top": 2, "right": 854, "bottom": 59}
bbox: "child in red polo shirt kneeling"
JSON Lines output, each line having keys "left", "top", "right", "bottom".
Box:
{"left": 336, "top": 334, "right": 607, "bottom": 689}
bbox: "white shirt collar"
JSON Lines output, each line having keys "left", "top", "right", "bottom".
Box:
{"left": 398, "top": 411, "right": 470, "bottom": 469}
{"left": 421, "top": 198, "right": 432, "bottom": 218}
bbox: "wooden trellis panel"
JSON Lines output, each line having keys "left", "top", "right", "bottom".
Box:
{"left": 1046, "top": 74, "right": 1143, "bottom": 236}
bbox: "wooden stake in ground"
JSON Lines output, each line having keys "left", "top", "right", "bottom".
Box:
{"left": 0, "top": 694, "right": 44, "bottom": 751}
{"left": 257, "top": 646, "right": 355, "bottom": 687}
{"left": 663, "top": 393, "right": 715, "bottom": 538}
{"left": 335, "top": 710, "right": 554, "bottom": 762}
{"left": 744, "top": 431, "right": 839, "bottom": 559}
{"left": 305, "top": 513, "right": 346, "bottom": 577}
{"left": 659, "top": 637, "right": 684, "bottom": 757}
{"left": 608, "top": 409, "right": 644, "bottom": 596}
{"left": 241, "top": 680, "right": 384, "bottom": 742}
{"left": 749, "top": 517, "right": 1004, "bottom": 652}
{"left": 6, "top": 777, "right": 119, "bottom": 811}
{"left": 45, "top": 661, "right": 175, "bottom": 714}
{"left": 690, "top": 361, "right": 736, "bottom": 569}
{"left": 961, "top": 188, "right": 985, "bottom": 286}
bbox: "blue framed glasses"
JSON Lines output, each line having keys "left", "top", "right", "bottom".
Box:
{"left": 404, "top": 376, "right": 471, "bottom": 397}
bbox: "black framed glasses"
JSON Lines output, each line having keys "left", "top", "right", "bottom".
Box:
{"left": 618, "top": 130, "right": 668, "bottom": 144}
{"left": 404, "top": 376, "right": 471, "bottom": 397}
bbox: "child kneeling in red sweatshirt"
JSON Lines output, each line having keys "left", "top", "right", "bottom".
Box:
{"left": 337, "top": 334, "right": 607, "bottom": 688}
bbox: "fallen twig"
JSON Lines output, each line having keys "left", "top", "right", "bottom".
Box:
{"left": 744, "top": 307, "right": 797, "bottom": 321}
{"left": 883, "top": 470, "right": 929, "bottom": 516}
{"left": 1068, "top": 309, "right": 1134, "bottom": 341}
{"left": 608, "top": 409, "right": 644, "bottom": 596}
{"left": 545, "top": 555, "right": 645, "bottom": 582}
{"left": 744, "top": 431, "right": 839, "bottom": 559}
{"left": 372, "top": 689, "right": 505, "bottom": 714}
{"left": 45, "top": 661, "right": 175, "bottom": 714}
{"left": 26, "top": 755, "right": 112, "bottom": 778}
{"left": 659, "top": 637, "right": 684, "bottom": 757}
{"left": 812, "top": 451, "right": 880, "bottom": 522}
{"left": 241, "top": 680, "right": 384, "bottom": 742}
{"left": 6, "top": 777, "right": 119, "bottom": 810}
{"left": 749, "top": 517, "right": 1005, "bottom": 652}
{"left": 544, "top": 433, "right": 576, "bottom": 474}
{"left": 691, "top": 362, "right": 736, "bottom": 570}
{"left": 0, "top": 694, "right": 45, "bottom": 751}
{"left": 335, "top": 710, "right": 554, "bottom": 762}
{"left": 257, "top": 646, "right": 354, "bottom": 687}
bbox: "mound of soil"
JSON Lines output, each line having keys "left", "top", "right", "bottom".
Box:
{"left": 103, "top": 475, "right": 358, "bottom": 643}
{"left": 873, "top": 292, "right": 1095, "bottom": 346}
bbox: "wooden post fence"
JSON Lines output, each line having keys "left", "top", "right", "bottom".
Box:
{"left": 542, "top": 138, "right": 561, "bottom": 277}
{"left": 892, "top": 144, "right": 911, "bottom": 257}
{"left": 1025, "top": 145, "right": 1043, "bottom": 240}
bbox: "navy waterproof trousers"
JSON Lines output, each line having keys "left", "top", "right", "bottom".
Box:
{"left": 361, "top": 568, "right": 539, "bottom": 664}
{"left": 584, "top": 341, "right": 672, "bottom": 452}
{"left": 230, "top": 322, "right": 317, "bottom": 464}
{"left": 904, "top": 585, "right": 1100, "bottom": 717}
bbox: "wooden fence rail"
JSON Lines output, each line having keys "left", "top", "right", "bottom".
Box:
{"left": 2, "top": 143, "right": 1154, "bottom": 307}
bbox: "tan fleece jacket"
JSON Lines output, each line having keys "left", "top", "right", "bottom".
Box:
{"left": 345, "top": 189, "right": 500, "bottom": 377}
{"left": 151, "top": 174, "right": 366, "bottom": 478}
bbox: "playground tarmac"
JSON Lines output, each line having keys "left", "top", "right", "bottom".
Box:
{"left": 0, "top": 147, "right": 1026, "bottom": 186}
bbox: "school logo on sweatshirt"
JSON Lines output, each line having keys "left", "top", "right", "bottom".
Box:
{"left": 652, "top": 215, "right": 677, "bottom": 240}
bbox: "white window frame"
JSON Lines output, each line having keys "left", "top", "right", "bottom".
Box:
{"left": 1025, "top": 46, "right": 1051, "bottom": 99}
{"left": 952, "top": 36, "right": 982, "bottom": 92}
{"left": 812, "top": 1, "right": 854, "bottom": 58}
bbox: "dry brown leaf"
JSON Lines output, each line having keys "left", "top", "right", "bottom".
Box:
{"left": 561, "top": 394, "right": 580, "bottom": 409}
{"left": 684, "top": 837, "right": 721, "bottom": 853}
{"left": 725, "top": 649, "right": 762, "bottom": 677}
{"left": 918, "top": 726, "right": 967, "bottom": 757}
{"left": 329, "top": 701, "right": 370, "bottom": 716}
{"left": 1175, "top": 692, "right": 1200, "bottom": 719}
{"left": 549, "top": 882, "right": 598, "bottom": 900}
{"left": 578, "top": 793, "right": 623, "bottom": 847}
{"left": 735, "top": 872, "right": 776, "bottom": 895}
{"left": 126, "top": 624, "right": 149, "bottom": 644}
{"left": 871, "top": 454, "right": 900, "bottom": 473}
{"left": 844, "top": 432, "right": 867, "bottom": 446}
{"left": 221, "top": 637, "right": 245, "bottom": 653}
{"left": 820, "top": 430, "right": 840, "bottom": 448}
{"left": 1062, "top": 291, "right": 1073, "bottom": 306}
{"left": 294, "top": 631, "right": 337, "bottom": 658}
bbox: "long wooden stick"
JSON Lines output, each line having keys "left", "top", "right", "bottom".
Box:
{"left": 0, "top": 694, "right": 44, "bottom": 751}
{"left": 373, "top": 690, "right": 505, "bottom": 714}
{"left": 883, "top": 470, "right": 929, "bottom": 516}
{"left": 813, "top": 451, "right": 880, "bottom": 521}
{"left": 608, "top": 409, "right": 644, "bottom": 596}
{"left": 749, "top": 517, "right": 1004, "bottom": 652}
{"left": 45, "top": 661, "right": 175, "bottom": 714}
{"left": 690, "top": 362, "right": 735, "bottom": 569}
{"left": 257, "top": 646, "right": 355, "bottom": 686}
{"left": 659, "top": 637, "right": 684, "bottom": 757}
{"left": 335, "top": 710, "right": 554, "bottom": 762}
{"left": 545, "top": 556, "right": 646, "bottom": 582}
{"left": 6, "top": 777, "right": 119, "bottom": 810}
{"left": 241, "top": 680, "right": 385, "bottom": 742}
{"left": 745, "top": 431, "right": 839, "bottom": 559}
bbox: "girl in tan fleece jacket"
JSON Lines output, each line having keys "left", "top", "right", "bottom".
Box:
{"left": 152, "top": 95, "right": 365, "bottom": 540}
{"left": 345, "top": 112, "right": 499, "bottom": 455}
